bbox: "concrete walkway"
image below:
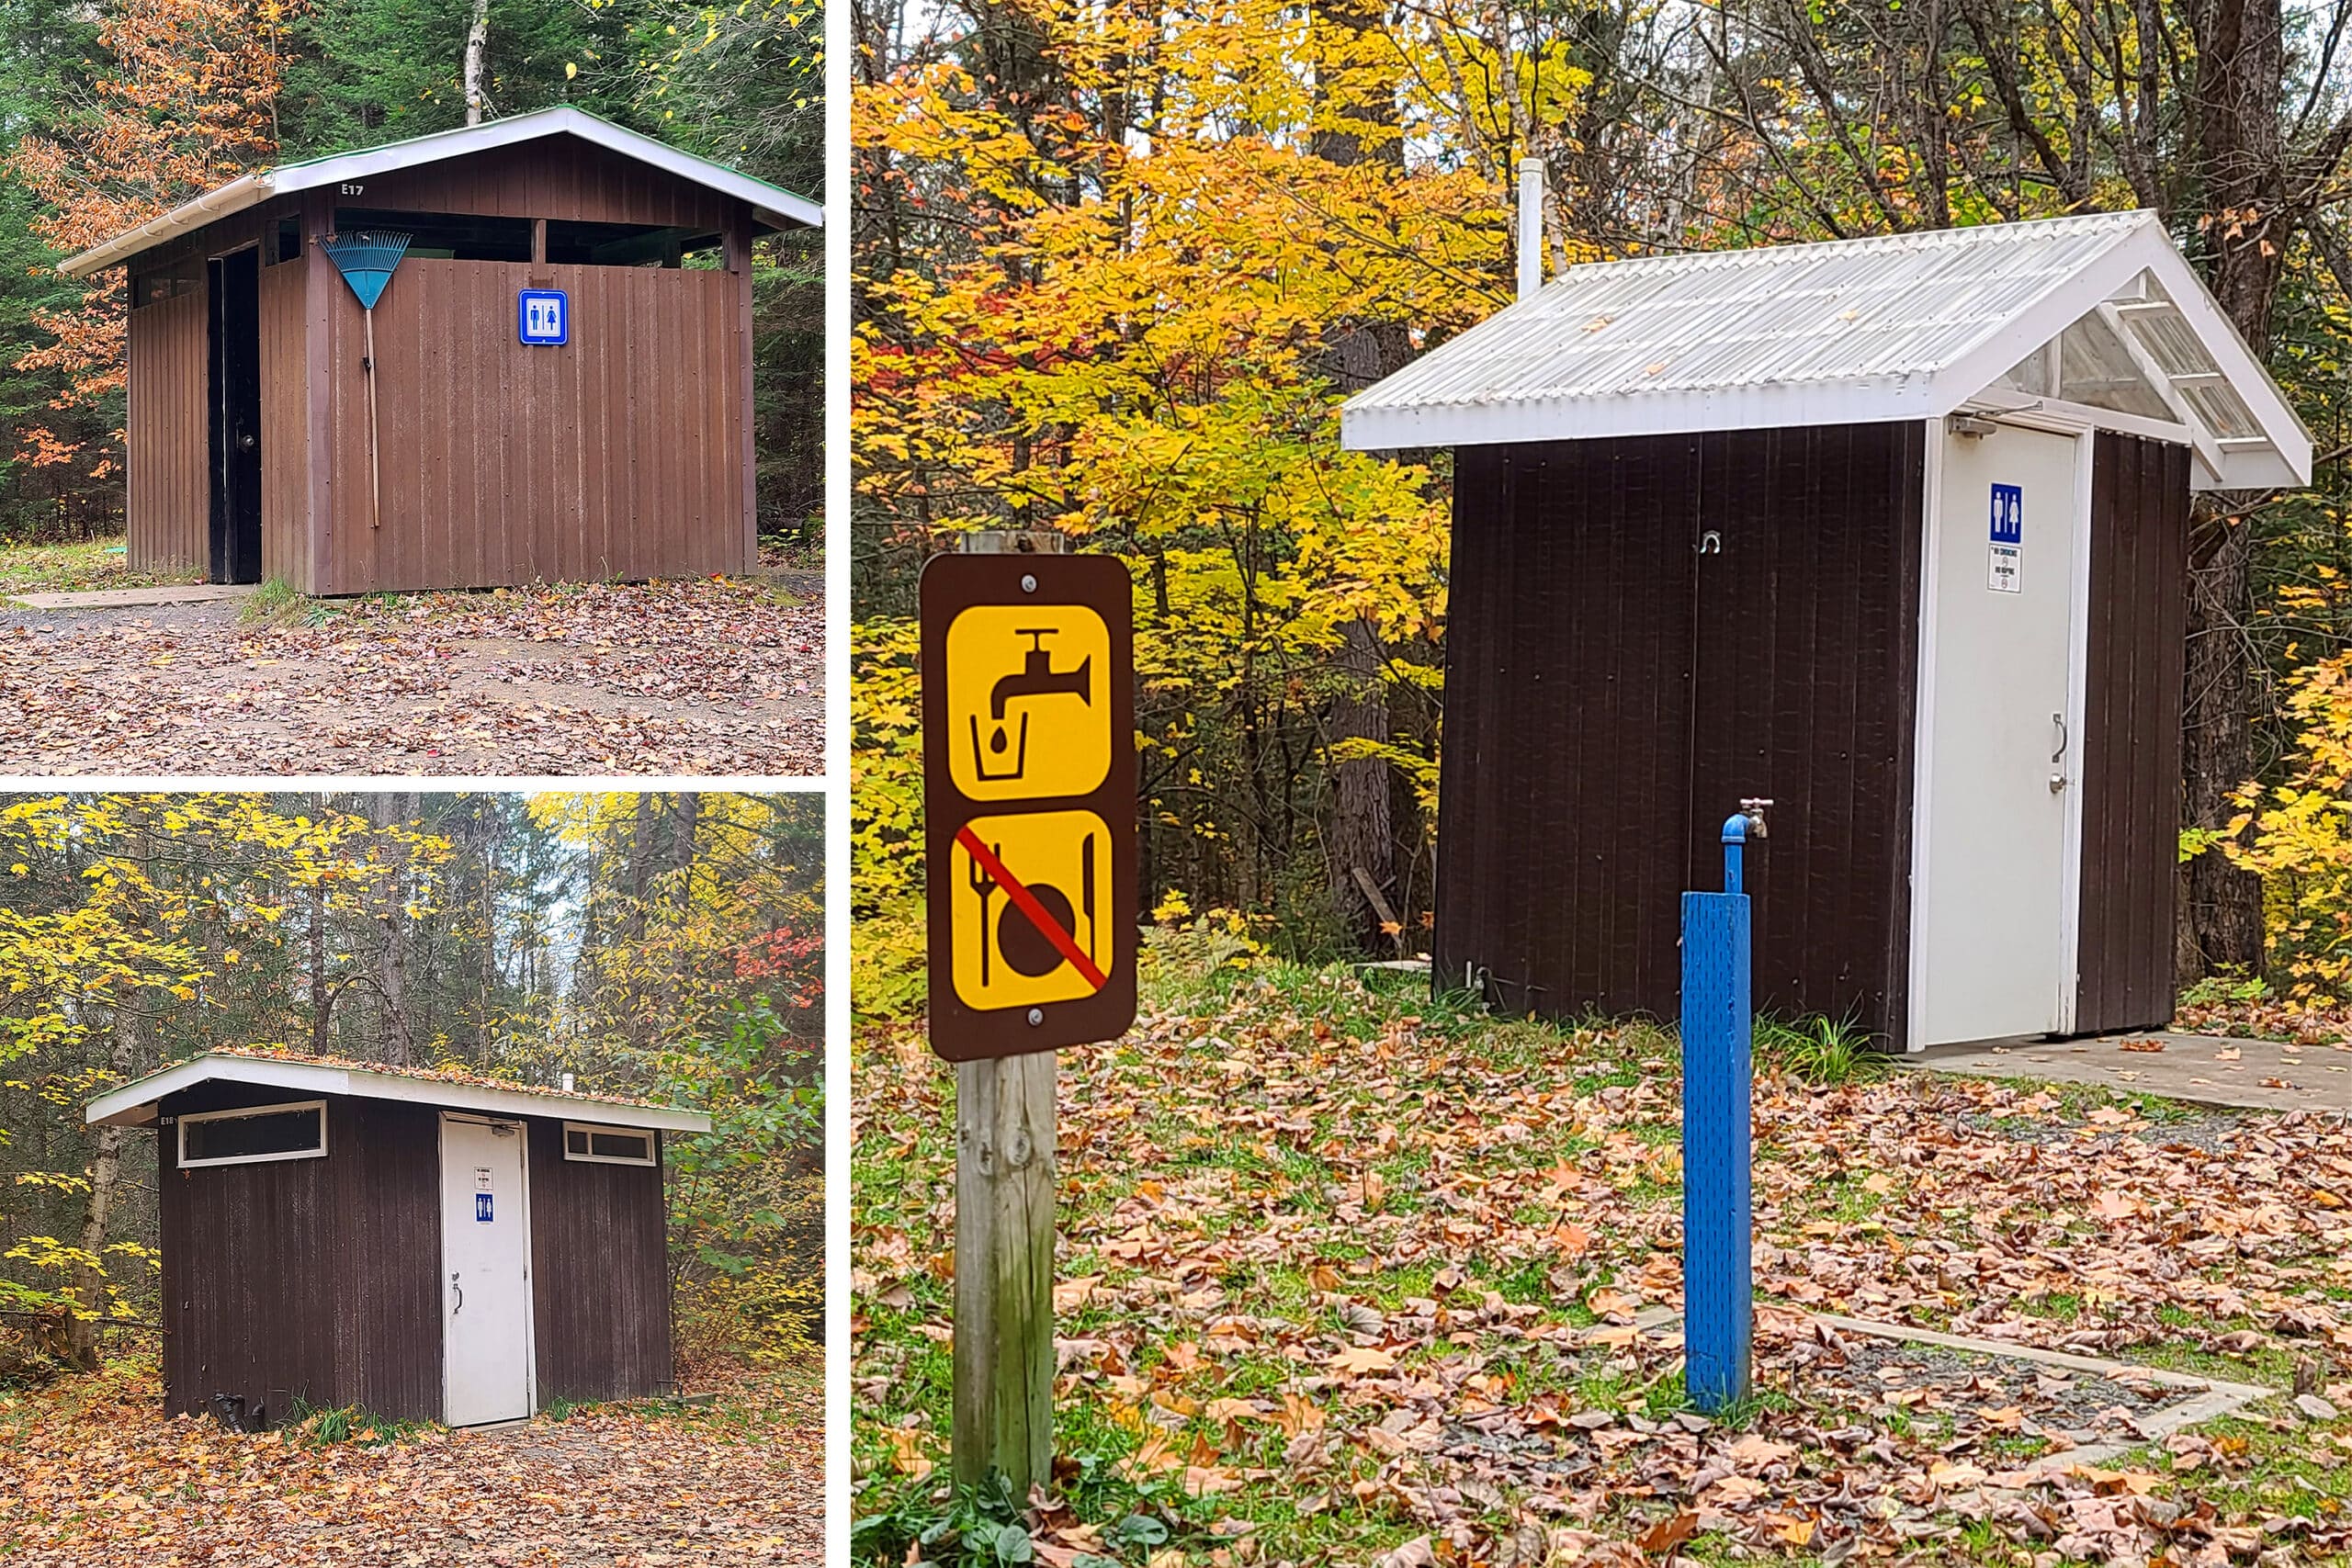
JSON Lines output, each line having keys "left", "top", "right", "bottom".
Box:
{"left": 1909, "top": 1030, "right": 2352, "bottom": 1113}
{"left": 7, "top": 582, "right": 255, "bottom": 610}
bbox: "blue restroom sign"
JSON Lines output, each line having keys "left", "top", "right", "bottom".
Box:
{"left": 517, "top": 288, "right": 568, "bottom": 345}
{"left": 476, "top": 1192, "right": 494, "bottom": 1222}
{"left": 1987, "top": 482, "right": 2022, "bottom": 593}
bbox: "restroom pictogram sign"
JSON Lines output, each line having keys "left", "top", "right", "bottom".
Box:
{"left": 922, "top": 550, "right": 1136, "bottom": 1060}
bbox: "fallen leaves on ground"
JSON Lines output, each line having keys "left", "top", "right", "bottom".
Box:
{"left": 0, "top": 575, "right": 820, "bottom": 775}
{"left": 853, "top": 965, "right": 2352, "bottom": 1566}
{"left": 0, "top": 1361, "right": 821, "bottom": 1566}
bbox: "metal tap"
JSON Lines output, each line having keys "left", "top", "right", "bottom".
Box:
{"left": 989, "top": 630, "right": 1091, "bottom": 719}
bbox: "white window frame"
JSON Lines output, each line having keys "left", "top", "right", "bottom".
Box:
{"left": 176, "top": 1099, "right": 329, "bottom": 1169}
{"left": 560, "top": 1121, "right": 658, "bottom": 1167}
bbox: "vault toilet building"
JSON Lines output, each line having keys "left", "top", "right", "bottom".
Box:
{"left": 61, "top": 107, "right": 821, "bottom": 595}
{"left": 1344, "top": 208, "right": 2310, "bottom": 1050}
{"left": 85, "top": 1051, "right": 710, "bottom": 1428}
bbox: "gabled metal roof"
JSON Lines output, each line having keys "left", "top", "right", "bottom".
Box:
{"left": 59, "top": 106, "right": 821, "bottom": 280}
{"left": 85, "top": 1050, "right": 711, "bottom": 1134}
{"left": 1341, "top": 211, "right": 2310, "bottom": 491}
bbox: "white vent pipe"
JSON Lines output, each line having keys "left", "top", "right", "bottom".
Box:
{"left": 1517, "top": 156, "right": 1545, "bottom": 301}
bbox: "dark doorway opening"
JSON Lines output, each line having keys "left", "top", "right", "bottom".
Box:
{"left": 207, "top": 248, "right": 262, "bottom": 584}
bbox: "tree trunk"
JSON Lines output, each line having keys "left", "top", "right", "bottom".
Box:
{"left": 308, "top": 874, "right": 329, "bottom": 1055}
{"left": 371, "top": 791, "right": 419, "bottom": 1065}
{"left": 68, "top": 1007, "right": 135, "bottom": 1371}
{"left": 2179, "top": 0, "right": 2289, "bottom": 979}
{"left": 1328, "top": 616, "right": 1395, "bottom": 950}
{"left": 462, "top": 0, "right": 492, "bottom": 126}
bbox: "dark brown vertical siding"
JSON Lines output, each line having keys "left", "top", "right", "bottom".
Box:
{"left": 1688, "top": 423, "right": 1927, "bottom": 1037}
{"left": 258, "top": 255, "right": 311, "bottom": 586}
{"left": 125, "top": 288, "right": 209, "bottom": 572}
{"left": 1435, "top": 423, "right": 1926, "bottom": 1042}
{"left": 316, "top": 257, "right": 748, "bottom": 593}
{"left": 1433, "top": 436, "right": 1698, "bottom": 1018}
{"left": 157, "top": 1086, "right": 443, "bottom": 1424}
{"left": 333, "top": 1100, "right": 444, "bottom": 1420}
{"left": 159, "top": 1084, "right": 344, "bottom": 1422}
{"left": 526, "top": 1120, "right": 673, "bottom": 1402}
{"left": 2074, "top": 433, "right": 2190, "bottom": 1032}
{"left": 348, "top": 137, "right": 735, "bottom": 229}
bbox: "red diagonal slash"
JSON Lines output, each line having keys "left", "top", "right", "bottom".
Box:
{"left": 956, "top": 824, "right": 1108, "bottom": 993}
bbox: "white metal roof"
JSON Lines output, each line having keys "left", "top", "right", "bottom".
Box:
{"left": 1341, "top": 211, "right": 2310, "bottom": 491}
{"left": 59, "top": 106, "right": 821, "bottom": 279}
{"left": 85, "top": 1051, "right": 712, "bottom": 1134}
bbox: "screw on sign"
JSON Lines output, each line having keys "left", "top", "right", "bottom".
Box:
{"left": 921, "top": 535, "right": 1136, "bottom": 1498}
{"left": 922, "top": 545, "right": 1135, "bottom": 1059}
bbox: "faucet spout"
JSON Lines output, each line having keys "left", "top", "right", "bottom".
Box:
{"left": 989, "top": 630, "right": 1092, "bottom": 719}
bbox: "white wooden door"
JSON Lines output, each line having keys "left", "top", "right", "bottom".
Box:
{"left": 1916, "top": 423, "right": 2081, "bottom": 1046}
{"left": 440, "top": 1116, "right": 532, "bottom": 1427}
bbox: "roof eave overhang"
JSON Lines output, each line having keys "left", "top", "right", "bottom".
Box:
{"left": 59, "top": 107, "right": 820, "bottom": 278}
{"left": 58, "top": 173, "right": 274, "bottom": 278}
{"left": 1340, "top": 377, "right": 1949, "bottom": 451}
{"left": 85, "top": 1055, "right": 711, "bottom": 1134}
{"left": 1344, "top": 220, "right": 2313, "bottom": 494}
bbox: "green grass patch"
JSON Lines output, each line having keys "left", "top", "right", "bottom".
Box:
{"left": 0, "top": 537, "right": 202, "bottom": 595}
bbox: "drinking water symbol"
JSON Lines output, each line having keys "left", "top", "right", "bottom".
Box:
{"left": 970, "top": 629, "right": 1091, "bottom": 784}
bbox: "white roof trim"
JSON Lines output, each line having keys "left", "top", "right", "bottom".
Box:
{"left": 85, "top": 1053, "right": 711, "bottom": 1134}
{"left": 60, "top": 106, "right": 820, "bottom": 279}
{"left": 1341, "top": 213, "right": 2311, "bottom": 492}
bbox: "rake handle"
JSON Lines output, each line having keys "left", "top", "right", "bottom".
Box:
{"left": 364, "top": 308, "right": 381, "bottom": 530}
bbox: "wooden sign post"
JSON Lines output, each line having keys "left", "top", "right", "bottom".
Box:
{"left": 922, "top": 532, "right": 1136, "bottom": 1497}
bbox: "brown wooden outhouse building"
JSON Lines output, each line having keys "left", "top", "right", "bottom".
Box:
{"left": 61, "top": 107, "right": 821, "bottom": 595}
{"left": 1343, "top": 211, "right": 2310, "bottom": 1051}
{"left": 86, "top": 1050, "right": 710, "bottom": 1428}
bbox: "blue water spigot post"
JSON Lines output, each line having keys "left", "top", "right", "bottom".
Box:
{"left": 1680, "top": 807, "right": 1758, "bottom": 1412}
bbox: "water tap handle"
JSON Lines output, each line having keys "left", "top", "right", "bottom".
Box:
{"left": 1738, "top": 798, "right": 1773, "bottom": 840}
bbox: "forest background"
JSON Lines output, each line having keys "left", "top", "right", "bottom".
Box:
{"left": 848, "top": 0, "right": 2352, "bottom": 1011}
{"left": 0, "top": 0, "right": 824, "bottom": 546}
{"left": 0, "top": 790, "right": 825, "bottom": 1383}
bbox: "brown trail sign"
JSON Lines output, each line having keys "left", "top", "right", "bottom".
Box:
{"left": 921, "top": 536, "right": 1136, "bottom": 1495}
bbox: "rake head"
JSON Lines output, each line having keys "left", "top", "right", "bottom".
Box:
{"left": 319, "top": 228, "right": 413, "bottom": 310}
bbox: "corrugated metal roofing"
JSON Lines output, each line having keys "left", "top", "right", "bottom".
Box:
{"left": 1341, "top": 210, "right": 2311, "bottom": 491}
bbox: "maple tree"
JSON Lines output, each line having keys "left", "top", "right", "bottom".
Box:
{"left": 6, "top": 0, "right": 293, "bottom": 499}
{"left": 850, "top": 0, "right": 2352, "bottom": 1003}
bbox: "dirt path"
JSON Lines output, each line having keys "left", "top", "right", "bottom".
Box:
{"left": 0, "top": 575, "right": 821, "bottom": 776}
{"left": 0, "top": 1372, "right": 822, "bottom": 1566}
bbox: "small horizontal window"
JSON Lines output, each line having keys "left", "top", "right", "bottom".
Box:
{"left": 561, "top": 1122, "right": 656, "bottom": 1166}
{"left": 334, "top": 208, "right": 532, "bottom": 263}
{"left": 179, "top": 1100, "right": 328, "bottom": 1168}
{"left": 546, "top": 220, "right": 721, "bottom": 268}
{"left": 132, "top": 271, "right": 199, "bottom": 308}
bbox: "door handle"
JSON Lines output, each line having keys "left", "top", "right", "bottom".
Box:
{"left": 451, "top": 1272, "right": 463, "bottom": 1314}
{"left": 237, "top": 433, "right": 256, "bottom": 452}
{"left": 2051, "top": 711, "right": 2067, "bottom": 763}
{"left": 2049, "top": 773, "right": 2069, "bottom": 794}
